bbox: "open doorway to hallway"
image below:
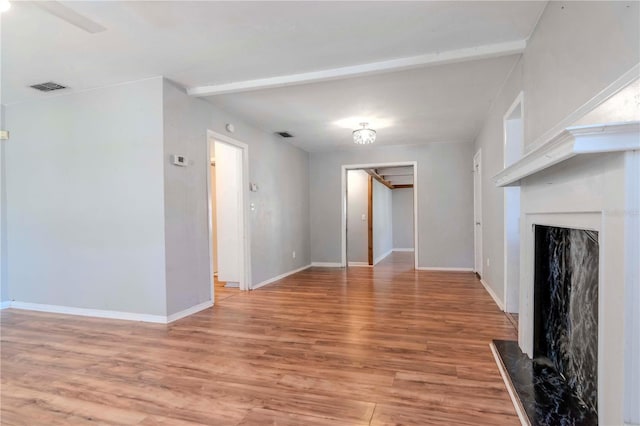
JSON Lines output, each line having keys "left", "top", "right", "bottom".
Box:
{"left": 344, "top": 165, "right": 416, "bottom": 268}
{"left": 207, "top": 131, "right": 252, "bottom": 301}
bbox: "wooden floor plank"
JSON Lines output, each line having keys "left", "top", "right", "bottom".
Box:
{"left": 1, "top": 252, "right": 518, "bottom": 425}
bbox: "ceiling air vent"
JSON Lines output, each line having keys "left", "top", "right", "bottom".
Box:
{"left": 30, "top": 82, "right": 67, "bottom": 92}
{"left": 275, "top": 131, "right": 294, "bottom": 138}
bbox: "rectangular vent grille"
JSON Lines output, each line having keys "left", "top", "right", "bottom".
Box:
{"left": 276, "top": 131, "right": 294, "bottom": 138}
{"left": 30, "top": 82, "right": 67, "bottom": 92}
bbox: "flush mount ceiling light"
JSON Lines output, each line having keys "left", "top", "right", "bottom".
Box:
{"left": 353, "top": 123, "right": 376, "bottom": 145}
{"left": 0, "top": 0, "right": 11, "bottom": 13}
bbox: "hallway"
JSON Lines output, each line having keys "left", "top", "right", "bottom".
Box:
{"left": 1, "top": 252, "right": 518, "bottom": 425}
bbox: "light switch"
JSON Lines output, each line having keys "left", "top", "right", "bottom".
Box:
{"left": 361, "top": 214, "right": 366, "bottom": 221}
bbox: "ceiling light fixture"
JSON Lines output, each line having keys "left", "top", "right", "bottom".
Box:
{"left": 353, "top": 122, "right": 376, "bottom": 145}
{"left": 0, "top": 0, "right": 11, "bottom": 13}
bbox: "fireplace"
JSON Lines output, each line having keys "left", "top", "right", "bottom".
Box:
{"left": 491, "top": 121, "right": 640, "bottom": 426}
{"left": 534, "top": 225, "right": 599, "bottom": 417}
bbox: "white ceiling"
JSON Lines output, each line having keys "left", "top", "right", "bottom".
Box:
{"left": 206, "top": 55, "right": 519, "bottom": 151}
{"left": 1, "top": 1, "right": 547, "bottom": 150}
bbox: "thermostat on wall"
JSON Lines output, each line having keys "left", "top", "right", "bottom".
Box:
{"left": 172, "top": 154, "right": 188, "bottom": 166}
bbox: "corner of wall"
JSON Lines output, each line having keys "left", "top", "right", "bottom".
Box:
{"left": 1, "top": 104, "right": 8, "bottom": 303}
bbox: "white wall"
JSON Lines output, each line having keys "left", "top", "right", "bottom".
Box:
{"left": 1, "top": 105, "right": 7, "bottom": 304}
{"left": 4, "top": 77, "right": 168, "bottom": 316}
{"left": 346, "top": 169, "right": 368, "bottom": 264}
{"left": 309, "top": 142, "right": 473, "bottom": 268}
{"left": 392, "top": 188, "right": 414, "bottom": 250}
{"left": 523, "top": 1, "right": 640, "bottom": 149}
{"left": 1, "top": 77, "right": 312, "bottom": 318}
{"left": 162, "top": 79, "right": 311, "bottom": 311}
{"left": 473, "top": 1, "right": 639, "bottom": 308}
{"left": 372, "top": 179, "right": 393, "bottom": 264}
{"left": 162, "top": 79, "right": 213, "bottom": 316}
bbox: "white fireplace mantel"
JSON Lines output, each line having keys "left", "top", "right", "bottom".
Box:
{"left": 493, "top": 121, "right": 640, "bottom": 187}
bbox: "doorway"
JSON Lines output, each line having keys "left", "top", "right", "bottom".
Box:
{"left": 342, "top": 162, "right": 418, "bottom": 269}
{"left": 207, "top": 130, "right": 251, "bottom": 298}
{"left": 473, "top": 150, "right": 483, "bottom": 277}
{"left": 503, "top": 93, "right": 524, "bottom": 315}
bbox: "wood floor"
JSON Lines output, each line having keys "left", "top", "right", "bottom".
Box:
{"left": 0, "top": 252, "right": 518, "bottom": 425}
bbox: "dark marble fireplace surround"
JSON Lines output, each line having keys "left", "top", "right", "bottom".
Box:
{"left": 534, "top": 225, "right": 599, "bottom": 415}
{"left": 494, "top": 225, "right": 599, "bottom": 425}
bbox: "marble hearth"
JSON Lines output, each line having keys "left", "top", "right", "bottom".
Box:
{"left": 493, "top": 122, "right": 640, "bottom": 426}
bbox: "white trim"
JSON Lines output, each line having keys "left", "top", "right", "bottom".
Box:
{"left": 392, "top": 248, "right": 414, "bottom": 252}
{"left": 373, "top": 249, "right": 393, "bottom": 266}
{"left": 416, "top": 267, "right": 474, "bottom": 272}
{"left": 490, "top": 342, "right": 530, "bottom": 426}
{"left": 187, "top": 41, "right": 526, "bottom": 97}
{"left": 504, "top": 91, "right": 524, "bottom": 124}
{"left": 341, "top": 161, "right": 419, "bottom": 270}
{"left": 7, "top": 302, "right": 167, "bottom": 323}
{"left": 493, "top": 122, "right": 640, "bottom": 187}
{"left": 525, "top": 64, "right": 640, "bottom": 154}
{"left": 348, "top": 262, "right": 372, "bottom": 267}
{"left": 473, "top": 150, "right": 483, "bottom": 277}
{"left": 167, "top": 300, "right": 213, "bottom": 323}
{"left": 311, "top": 262, "right": 343, "bottom": 268}
{"left": 480, "top": 279, "right": 505, "bottom": 311}
{"left": 207, "top": 130, "right": 252, "bottom": 291}
{"left": 252, "top": 264, "right": 312, "bottom": 289}
{"left": 624, "top": 150, "right": 640, "bottom": 423}
{"left": 0, "top": 301, "right": 10, "bottom": 310}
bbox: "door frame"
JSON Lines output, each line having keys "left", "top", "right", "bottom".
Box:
{"left": 473, "top": 150, "right": 483, "bottom": 277}
{"left": 341, "top": 161, "right": 418, "bottom": 269}
{"left": 207, "top": 130, "right": 252, "bottom": 295}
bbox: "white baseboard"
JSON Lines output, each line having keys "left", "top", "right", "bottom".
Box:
{"left": 348, "top": 261, "right": 371, "bottom": 267}
{"left": 373, "top": 249, "right": 393, "bottom": 265}
{"left": 167, "top": 300, "right": 213, "bottom": 323}
{"left": 480, "top": 278, "right": 506, "bottom": 311}
{"left": 416, "top": 266, "right": 474, "bottom": 272}
{"left": 252, "top": 264, "right": 312, "bottom": 289}
{"left": 7, "top": 301, "right": 167, "bottom": 323}
{"left": 310, "top": 262, "right": 343, "bottom": 268}
{"left": 392, "top": 248, "right": 414, "bottom": 252}
{"left": 0, "top": 301, "right": 10, "bottom": 310}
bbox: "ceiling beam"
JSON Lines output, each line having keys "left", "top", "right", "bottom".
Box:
{"left": 381, "top": 173, "right": 413, "bottom": 178}
{"left": 187, "top": 40, "right": 526, "bottom": 97}
{"left": 365, "top": 169, "right": 394, "bottom": 190}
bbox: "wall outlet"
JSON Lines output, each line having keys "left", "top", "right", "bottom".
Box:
{"left": 292, "top": 251, "right": 296, "bottom": 259}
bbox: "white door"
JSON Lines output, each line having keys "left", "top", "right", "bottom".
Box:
{"left": 215, "top": 141, "right": 244, "bottom": 285}
{"left": 473, "top": 151, "right": 483, "bottom": 277}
